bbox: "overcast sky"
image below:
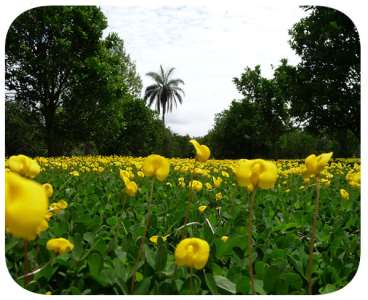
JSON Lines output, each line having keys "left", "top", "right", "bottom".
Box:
{"left": 101, "top": 4, "right": 308, "bottom": 137}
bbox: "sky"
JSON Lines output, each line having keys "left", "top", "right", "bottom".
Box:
{"left": 101, "top": 4, "right": 308, "bottom": 137}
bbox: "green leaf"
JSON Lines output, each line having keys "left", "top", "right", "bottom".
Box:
{"left": 114, "top": 247, "right": 127, "bottom": 263}
{"left": 83, "top": 232, "right": 95, "bottom": 245}
{"left": 134, "top": 277, "right": 152, "bottom": 294}
{"left": 155, "top": 239, "right": 167, "bottom": 272}
{"left": 319, "top": 283, "right": 337, "bottom": 294}
{"left": 254, "top": 279, "right": 266, "bottom": 295}
{"left": 280, "top": 272, "right": 302, "bottom": 291}
{"left": 235, "top": 275, "right": 250, "bottom": 294}
{"left": 175, "top": 279, "right": 184, "bottom": 292}
{"left": 204, "top": 271, "right": 219, "bottom": 295}
{"left": 107, "top": 216, "right": 118, "bottom": 226}
{"left": 255, "top": 261, "right": 267, "bottom": 279}
{"left": 35, "top": 264, "right": 58, "bottom": 281}
{"left": 213, "top": 275, "right": 236, "bottom": 294}
{"left": 136, "top": 271, "right": 144, "bottom": 282}
{"left": 263, "top": 266, "right": 279, "bottom": 292}
{"left": 144, "top": 244, "right": 156, "bottom": 269}
{"left": 88, "top": 251, "right": 103, "bottom": 276}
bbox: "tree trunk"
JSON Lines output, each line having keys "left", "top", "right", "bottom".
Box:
{"left": 162, "top": 111, "right": 165, "bottom": 125}
{"left": 44, "top": 104, "right": 57, "bottom": 157}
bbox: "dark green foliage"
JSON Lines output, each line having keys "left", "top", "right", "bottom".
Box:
{"left": 288, "top": 6, "right": 360, "bottom": 153}
{"left": 206, "top": 6, "right": 359, "bottom": 159}
{"left": 5, "top": 101, "right": 47, "bottom": 156}
{"left": 207, "top": 64, "right": 289, "bottom": 159}
{"left": 5, "top": 6, "right": 142, "bottom": 156}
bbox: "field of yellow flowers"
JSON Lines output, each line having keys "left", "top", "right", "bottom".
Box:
{"left": 5, "top": 141, "right": 360, "bottom": 295}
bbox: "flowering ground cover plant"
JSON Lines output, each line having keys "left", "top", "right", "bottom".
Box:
{"left": 5, "top": 147, "right": 360, "bottom": 295}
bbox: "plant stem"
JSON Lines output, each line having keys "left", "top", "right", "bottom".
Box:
{"left": 130, "top": 179, "right": 154, "bottom": 293}
{"left": 190, "top": 267, "right": 193, "bottom": 295}
{"left": 247, "top": 188, "right": 257, "bottom": 295}
{"left": 23, "top": 240, "right": 30, "bottom": 287}
{"left": 182, "top": 161, "right": 195, "bottom": 238}
{"left": 307, "top": 175, "right": 321, "bottom": 295}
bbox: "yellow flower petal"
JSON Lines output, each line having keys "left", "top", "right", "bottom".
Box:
{"left": 5, "top": 172, "right": 48, "bottom": 240}
{"left": 175, "top": 238, "right": 210, "bottom": 270}
{"left": 142, "top": 154, "right": 170, "bottom": 181}
{"left": 190, "top": 140, "right": 211, "bottom": 162}
{"left": 47, "top": 238, "right": 74, "bottom": 255}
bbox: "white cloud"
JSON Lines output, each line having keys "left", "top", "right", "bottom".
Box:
{"left": 101, "top": 4, "right": 308, "bottom": 136}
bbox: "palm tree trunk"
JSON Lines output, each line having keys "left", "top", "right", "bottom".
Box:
{"left": 162, "top": 111, "right": 165, "bottom": 125}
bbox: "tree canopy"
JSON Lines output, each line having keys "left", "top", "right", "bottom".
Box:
{"left": 206, "top": 6, "right": 360, "bottom": 159}
{"left": 6, "top": 6, "right": 142, "bottom": 156}
{"left": 288, "top": 6, "right": 360, "bottom": 150}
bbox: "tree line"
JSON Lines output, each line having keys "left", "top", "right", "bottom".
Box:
{"left": 203, "top": 6, "right": 360, "bottom": 158}
{"left": 5, "top": 6, "right": 360, "bottom": 158}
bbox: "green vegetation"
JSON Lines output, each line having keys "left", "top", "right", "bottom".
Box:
{"left": 5, "top": 156, "right": 360, "bottom": 294}
{"left": 6, "top": 6, "right": 360, "bottom": 159}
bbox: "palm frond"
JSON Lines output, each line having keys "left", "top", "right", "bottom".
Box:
{"left": 146, "top": 72, "right": 164, "bottom": 85}
{"left": 172, "top": 86, "right": 185, "bottom": 96}
{"left": 144, "top": 65, "right": 185, "bottom": 124}
{"left": 168, "top": 78, "right": 184, "bottom": 86}
{"left": 166, "top": 67, "right": 176, "bottom": 81}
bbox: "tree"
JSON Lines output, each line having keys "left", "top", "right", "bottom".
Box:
{"left": 288, "top": 6, "right": 360, "bottom": 155}
{"left": 144, "top": 65, "right": 185, "bottom": 125}
{"left": 5, "top": 101, "right": 46, "bottom": 156}
{"left": 6, "top": 6, "right": 142, "bottom": 156}
{"left": 233, "top": 65, "right": 289, "bottom": 156}
{"left": 62, "top": 32, "right": 142, "bottom": 154}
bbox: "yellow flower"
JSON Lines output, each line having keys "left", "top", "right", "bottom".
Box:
{"left": 45, "top": 211, "right": 53, "bottom": 221}
{"left": 137, "top": 171, "right": 145, "bottom": 177}
{"left": 43, "top": 183, "right": 54, "bottom": 198}
{"left": 320, "top": 178, "right": 330, "bottom": 187}
{"left": 150, "top": 235, "right": 159, "bottom": 244}
{"left": 5, "top": 172, "right": 48, "bottom": 240}
{"left": 178, "top": 177, "right": 186, "bottom": 188}
{"left": 46, "top": 238, "right": 74, "bottom": 255}
{"left": 221, "top": 236, "right": 229, "bottom": 242}
{"left": 198, "top": 205, "right": 208, "bottom": 214}
{"left": 189, "top": 180, "right": 203, "bottom": 192}
{"left": 125, "top": 181, "right": 138, "bottom": 197}
{"left": 8, "top": 154, "right": 41, "bottom": 178}
{"left": 205, "top": 182, "right": 213, "bottom": 190}
{"left": 149, "top": 235, "right": 168, "bottom": 244}
{"left": 346, "top": 171, "right": 360, "bottom": 188}
{"left": 49, "top": 200, "right": 68, "bottom": 214}
{"left": 36, "top": 219, "right": 49, "bottom": 235}
{"left": 121, "top": 175, "right": 130, "bottom": 186}
{"left": 175, "top": 237, "right": 210, "bottom": 270}
{"left": 215, "top": 192, "right": 223, "bottom": 201}
{"left": 190, "top": 139, "right": 211, "bottom": 162}
{"left": 340, "top": 188, "right": 349, "bottom": 200}
{"left": 304, "top": 152, "right": 333, "bottom": 177}
{"left": 69, "top": 170, "right": 79, "bottom": 176}
{"left": 221, "top": 171, "right": 229, "bottom": 178}
{"left": 57, "top": 200, "right": 68, "bottom": 209}
{"left": 142, "top": 154, "right": 170, "bottom": 181}
{"left": 120, "top": 169, "right": 133, "bottom": 180}
{"left": 212, "top": 177, "right": 222, "bottom": 188}
{"left": 235, "top": 159, "right": 278, "bottom": 191}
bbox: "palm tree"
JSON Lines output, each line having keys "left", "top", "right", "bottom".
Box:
{"left": 144, "top": 65, "right": 185, "bottom": 125}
